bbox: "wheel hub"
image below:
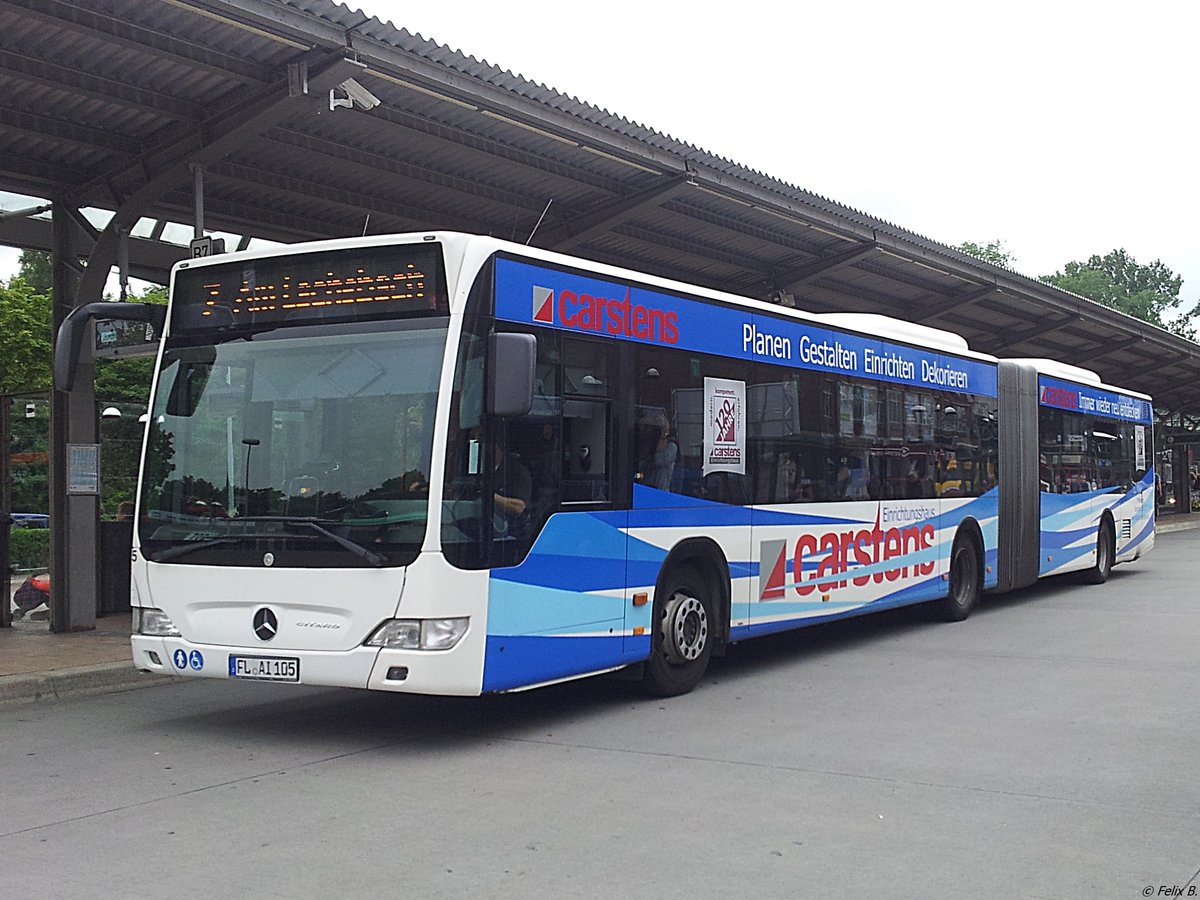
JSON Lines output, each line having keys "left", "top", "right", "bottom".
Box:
{"left": 663, "top": 593, "right": 708, "bottom": 663}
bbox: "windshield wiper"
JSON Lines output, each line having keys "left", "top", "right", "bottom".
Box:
{"left": 148, "top": 537, "right": 243, "bottom": 563}
{"left": 236, "top": 516, "right": 389, "bottom": 567}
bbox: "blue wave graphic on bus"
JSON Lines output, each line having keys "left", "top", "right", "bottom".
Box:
{"left": 485, "top": 510, "right": 639, "bottom": 691}
{"left": 482, "top": 635, "right": 630, "bottom": 692}
{"left": 1125, "top": 515, "right": 1154, "bottom": 555}
{"left": 1037, "top": 473, "right": 1153, "bottom": 575}
{"left": 483, "top": 487, "right": 1006, "bottom": 691}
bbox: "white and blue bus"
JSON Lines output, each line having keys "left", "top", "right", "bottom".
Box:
{"left": 57, "top": 233, "right": 1156, "bottom": 695}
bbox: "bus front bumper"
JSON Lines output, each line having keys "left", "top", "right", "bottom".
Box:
{"left": 131, "top": 635, "right": 483, "bottom": 695}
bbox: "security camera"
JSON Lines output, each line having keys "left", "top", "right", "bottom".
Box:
{"left": 330, "top": 77, "right": 380, "bottom": 111}
{"left": 343, "top": 78, "right": 380, "bottom": 109}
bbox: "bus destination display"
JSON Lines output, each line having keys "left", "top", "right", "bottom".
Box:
{"left": 172, "top": 244, "right": 447, "bottom": 332}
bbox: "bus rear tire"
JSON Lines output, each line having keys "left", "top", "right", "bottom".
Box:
{"left": 940, "top": 531, "right": 981, "bottom": 622}
{"left": 1082, "top": 519, "right": 1115, "bottom": 585}
{"left": 643, "top": 566, "right": 714, "bottom": 697}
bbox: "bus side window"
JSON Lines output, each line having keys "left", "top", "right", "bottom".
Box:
{"left": 547, "top": 336, "right": 611, "bottom": 505}
{"left": 745, "top": 366, "right": 830, "bottom": 505}
{"left": 634, "top": 405, "right": 678, "bottom": 492}
{"left": 562, "top": 400, "right": 610, "bottom": 502}
{"left": 637, "top": 345, "right": 748, "bottom": 502}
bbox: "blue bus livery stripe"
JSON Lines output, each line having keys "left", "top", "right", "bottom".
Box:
{"left": 482, "top": 491, "right": 1007, "bottom": 691}
{"left": 631, "top": 485, "right": 865, "bottom": 526}
{"left": 482, "top": 634, "right": 629, "bottom": 692}
{"left": 1038, "top": 375, "right": 1152, "bottom": 424}
{"left": 1037, "top": 474, "right": 1154, "bottom": 574}
{"left": 496, "top": 258, "right": 998, "bottom": 397}
{"left": 487, "top": 579, "right": 626, "bottom": 635}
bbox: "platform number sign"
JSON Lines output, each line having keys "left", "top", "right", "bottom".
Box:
{"left": 189, "top": 236, "right": 226, "bottom": 258}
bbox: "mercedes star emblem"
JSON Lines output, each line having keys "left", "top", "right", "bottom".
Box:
{"left": 253, "top": 607, "right": 278, "bottom": 642}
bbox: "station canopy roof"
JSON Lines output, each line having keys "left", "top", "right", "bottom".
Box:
{"left": 1, "top": 0, "right": 1197, "bottom": 417}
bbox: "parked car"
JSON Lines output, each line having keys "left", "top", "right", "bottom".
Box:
{"left": 9, "top": 513, "right": 49, "bottom": 528}
{"left": 11, "top": 572, "right": 50, "bottom": 620}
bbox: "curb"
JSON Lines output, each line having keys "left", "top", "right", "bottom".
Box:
{"left": 0, "top": 662, "right": 173, "bottom": 707}
{"left": 1157, "top": 519, "right": 1200, "bottom": 534}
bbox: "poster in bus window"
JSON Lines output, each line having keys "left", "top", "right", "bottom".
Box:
{"left": 1135, "top": 425, "right": 1146, "bottom": 471}
{"left": 704, "top": 377, "right": 745, "bottom": 475}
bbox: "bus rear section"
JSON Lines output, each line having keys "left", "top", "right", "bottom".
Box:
{"left": 994, "top": 359, "right": 1154, "bottom": 593}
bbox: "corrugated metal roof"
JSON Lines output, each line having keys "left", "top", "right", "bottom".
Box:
{"left": 1, "top": 0, "right": 1198, "bottom": 416}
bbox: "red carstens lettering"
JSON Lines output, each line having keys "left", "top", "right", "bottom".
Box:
{"left": 557, "top": 286, "right": 678, "bottom": 344}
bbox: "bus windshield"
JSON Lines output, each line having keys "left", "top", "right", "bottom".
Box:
{"left": 138, "top": 319, "right": 447, "bottom": 567}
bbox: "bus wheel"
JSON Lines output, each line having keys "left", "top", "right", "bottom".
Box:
{"left": 644, "top": 566, "right": 714, "bottom": 696}
{"left": 1082, "top": 519, "right": 1115, "bottom": 585}
{"left": 941, "top": 532, "right": 981, "bottom": 622}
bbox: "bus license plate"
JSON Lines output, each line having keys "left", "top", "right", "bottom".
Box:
{"left": 229, "top": 655, "right": 299, "bottom": 682}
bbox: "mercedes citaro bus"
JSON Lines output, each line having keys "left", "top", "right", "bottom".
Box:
{"left": 55, "top": 233, "right": 1154, "bottom": 696}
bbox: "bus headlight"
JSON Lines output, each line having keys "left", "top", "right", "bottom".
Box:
{"left": 135, "top": 608, "right": 181, "bottom": 637}
{"left": 421, "top": 617, "right": 470, "bottom": 650}
{"left": 366, "top": 618, "right": 469, "bottom": 651}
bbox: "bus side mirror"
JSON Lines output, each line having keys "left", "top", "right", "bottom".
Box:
{"left": 164, "top": 350, "right": 216, "bottom": 417}
{"left": 487, "top": 332, "right": 535, "bottom": 417}
{"left": 54, "top": 302, "right": 166, "bottom": 392}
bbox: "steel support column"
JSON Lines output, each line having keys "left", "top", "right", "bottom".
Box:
{"left": 0, "top": 395, "right": 10, "bottom": 628}
{"left": 49, "top": 201, "right": 98, "bottom": 631}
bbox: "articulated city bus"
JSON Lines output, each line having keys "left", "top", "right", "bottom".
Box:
{"left": 57, "top": 233, "right": 1155, "bottom": 695}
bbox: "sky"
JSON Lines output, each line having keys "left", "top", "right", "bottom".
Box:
{"left": 3, "top": 0, "right": 1196, "bottom": 310}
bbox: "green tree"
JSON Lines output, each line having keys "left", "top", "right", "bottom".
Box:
{"left": 0, "top": 276, "right": 52, "bottom": 393}
{"left": 95, "top": 357, "right": 155, "bottom": 405}
{"left": 1, "top": 275, "right": 165, "bottom": 515}
{"left": 94, "top": 285, "right": 168, "bottom": 516}
{"left": 9, "top": 405, "right": 49, "bottom": 514}
{"left": 18, "top": 249, "right": 53, "bottom": 295}
{"left": 955, "top": 239, "right": 1016, "bottom": 268}
{"left": 0, "top": 274, "right": 165, "bottom": 396}
{"left": 1040, "top": 249, "right": 1196, "bottom": 340}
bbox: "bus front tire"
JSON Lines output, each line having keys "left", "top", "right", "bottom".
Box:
{"left": 1082, "top": 519, "right": 1115, "bottom": 585}
{"left": 643, "top": 566, "right": 714, "bottom": 697}
{"left": 941, "top": 532, "right": 981, "bottom": 622}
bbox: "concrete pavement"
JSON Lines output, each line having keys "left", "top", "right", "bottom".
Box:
{"left": 3, "top": 513, "right": 1199, "bottom": 707}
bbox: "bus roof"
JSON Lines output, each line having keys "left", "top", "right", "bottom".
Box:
{"left": 173, "top": 231, "right": 1000, "bottom": 365}
{"left": 1004, "top": 357, "right": 1152, "bottom": 402}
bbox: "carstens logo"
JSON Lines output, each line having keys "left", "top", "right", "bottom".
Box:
{"left": 712, "top": 395, "right": 738, "bottom": 443}
{"left": 532, "top": 286, "right": 554, "bottom": 323}
{"left": 530, "top": 284, "right": 679, "bottom": 343}
{"left": 758, "top": 507, "right": 935, "bottom": 600}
